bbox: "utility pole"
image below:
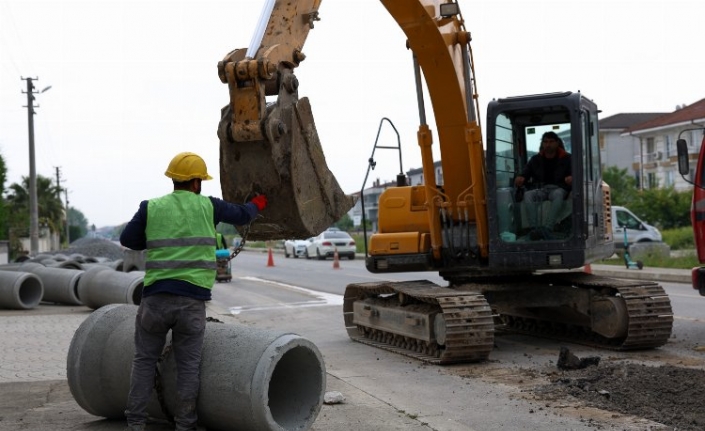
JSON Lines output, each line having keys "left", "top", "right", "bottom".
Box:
{"left": 22, "top": 78, "right": 51, "bottom": 255}
{"left": 55, "top": 166, "right": 69, "bottom": 245}
{"left": 22, "top": 77, "right": 40, "bottom": 256}
{"left": 64, "top": 188, "right": 70, "bottom": 244}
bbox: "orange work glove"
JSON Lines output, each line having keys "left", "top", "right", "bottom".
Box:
{"left": 251, "top": 194, "right": 267, "bottom": 211}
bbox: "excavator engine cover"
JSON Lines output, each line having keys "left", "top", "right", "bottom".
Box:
{"left": 218, "top": 91, "right": 354, "bottom": 241}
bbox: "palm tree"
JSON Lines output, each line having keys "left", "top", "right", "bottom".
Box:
{"left": 5, "top": 175, "right": 65, "bottom": 237}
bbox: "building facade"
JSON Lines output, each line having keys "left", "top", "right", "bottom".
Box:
{"left": 620, "top": 98, "right": 705, "bottom": 190}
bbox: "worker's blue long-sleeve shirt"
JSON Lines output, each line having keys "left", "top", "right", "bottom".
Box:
{"left": 120, "top": 195, "right": 259, "bottom": 300}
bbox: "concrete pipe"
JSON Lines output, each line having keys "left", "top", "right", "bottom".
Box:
{"left": 81, "top": 259, "right": 124, "bottom": 272}
{"left": 67, "top": 304, "right": 325, "bottom": 431}
{"left": 42, "top": 259, "right": 84, "bottom": 270}
{"left": 2, "top": 262, "right": 82, "bottom": 305}
{"left": 0, "top": 270, "right": 43, "bottom": 309}
{"left": 76, "top": 266, "right": 143, "bottom": 309}
{"left": 69, "top": 253, "right": 87, "bottom": 263}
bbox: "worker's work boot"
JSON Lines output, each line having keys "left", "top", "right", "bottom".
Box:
{"left": 125, "top": 425, "right": 145, "bottom": 431}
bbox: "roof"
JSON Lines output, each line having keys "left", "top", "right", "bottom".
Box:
{"left": 600, "top": 113, "right": 667, "bottom": 130}
{"left": 625, "top": 98, "right": 705, "bottom": 134}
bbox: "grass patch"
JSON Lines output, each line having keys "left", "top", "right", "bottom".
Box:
{"left": 600, "top": 250, "right": 698, "bottom": 270}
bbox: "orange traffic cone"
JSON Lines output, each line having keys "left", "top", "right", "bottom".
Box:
{"left": 583, "top": 263, "right": 592, "bottom": 274}
{"left": 333, "top": 248, "right": 340, "bottom": 269}
{"left": 267, "top": 248, "right": 275, "bottom": 267}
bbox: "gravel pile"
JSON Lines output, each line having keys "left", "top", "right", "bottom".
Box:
{"left": 57, "top": 237, "right": 126, "bottom": 261}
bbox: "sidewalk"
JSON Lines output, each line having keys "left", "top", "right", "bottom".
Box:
{"left": 589, "top": 263, "right": 691, "bottom": 284}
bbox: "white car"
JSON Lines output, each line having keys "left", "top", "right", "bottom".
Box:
{"left": 305, "top": 230, "right": 356, "bottom": 260}
{"left": 612, "top": 206, "right": 662, "bottom": 249}
{"left": 284, "top": 239, "right": 309, "bottom": 258}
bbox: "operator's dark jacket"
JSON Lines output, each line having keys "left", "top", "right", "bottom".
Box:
{"left": 120, "top": 196, "right": 257, "bottom": 301}
{"left": 520, "top": 147, "right": 572, "bottom": 192}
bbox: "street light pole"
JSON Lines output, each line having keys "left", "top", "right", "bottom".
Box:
{"left": 21, "top": 78, "right": 51, "bottom": 256}
{"left": 22, "top": 77, "right": 39, "bottom": 255}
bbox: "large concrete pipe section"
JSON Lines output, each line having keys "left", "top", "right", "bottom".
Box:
{"left": 81, "top": 259, "right": 124, "bottom": 272}
{"left": 76, "top": 266, "right": 144, "bottom": 309}
{"left": 1, "top": 262, "right": 82, "bottom": 305}
{"left": 40, "top": 258, "right": 84, "bottom": 270}
{"left": 67, "top": 304, "right": 325, "bottom": 431}
{"left": 0, "top": 270, "right": 43, "bottom": 309}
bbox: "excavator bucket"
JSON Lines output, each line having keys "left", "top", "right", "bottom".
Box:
{"left": 218, "top": 96, "right": 355, "bottom": 241}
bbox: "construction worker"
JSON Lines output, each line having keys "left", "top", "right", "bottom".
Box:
{"left": 120, "top": 152, "right": 267, "bottom": 431}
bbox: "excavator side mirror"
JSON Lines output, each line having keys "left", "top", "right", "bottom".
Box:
{"left": 677, "top": 139, "right": 690, "bottom": 176}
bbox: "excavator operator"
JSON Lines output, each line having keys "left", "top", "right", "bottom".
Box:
{"left": 514, "top": 131, "right": 572, "bottom": 239}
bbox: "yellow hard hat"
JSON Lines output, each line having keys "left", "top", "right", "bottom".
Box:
{"left": 164, "top": 152, "right": 213, "bottom": 181}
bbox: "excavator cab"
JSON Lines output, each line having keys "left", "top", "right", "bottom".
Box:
{"left": 485, "top": 91, "right": 614, "bottom": 272}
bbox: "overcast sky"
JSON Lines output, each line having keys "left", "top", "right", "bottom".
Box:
{"left": 1, "top": 0, "right": 703, "bottom": 228}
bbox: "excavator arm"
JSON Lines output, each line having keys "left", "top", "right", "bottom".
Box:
{"left": 217, "top": 0, "right": 352, "bottom": 240}
{"left": 217, "top": 0, "right": 487, "bottom": 256}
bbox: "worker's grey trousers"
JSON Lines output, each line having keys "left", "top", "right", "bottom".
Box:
{"left": 524, "top": 185, "right": 568, "bottom": 228}
{"left": 125, "top": 293, "right": 206, "bottom": 431}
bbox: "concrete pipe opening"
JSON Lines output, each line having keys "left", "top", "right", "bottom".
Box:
{"left": 255, "top": 337, "right": 325, "bottom": 430}
{"left": 18, "top": 275, "right": 43, "bottom": 308}
{"left": 0, "top": 271, "right": 43, "bottom": 309}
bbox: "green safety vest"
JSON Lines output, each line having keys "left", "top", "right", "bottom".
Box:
{"left": 217, "top": 233, "right": 226, "bottom": 250}
{"left": 145, "top": 190, "right": 216, "bottom": 289}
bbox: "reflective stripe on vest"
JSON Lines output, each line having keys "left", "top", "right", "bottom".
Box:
{"left": 145, "top": 191, "right": 216, "bottom": 289}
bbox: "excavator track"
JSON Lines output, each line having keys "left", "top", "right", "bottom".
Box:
{"left": 490, "top": 272, "right": 673, "bottom": 350}
{"left": 343, "top": 280, "right": 494, "bottom": 364}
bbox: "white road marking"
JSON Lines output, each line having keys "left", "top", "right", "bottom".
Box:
{"left": 228, "top": 276, "right": 344, "bottom": 314}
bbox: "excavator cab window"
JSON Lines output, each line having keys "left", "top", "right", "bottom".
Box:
{"left": 492, "top": 113, "right": 574, "bottom": 243}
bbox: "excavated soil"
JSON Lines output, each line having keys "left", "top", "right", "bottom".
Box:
{"left": 537, "top": 361, "right": 705, "bottom": 430}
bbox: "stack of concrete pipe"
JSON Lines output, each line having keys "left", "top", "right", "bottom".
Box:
{"left": 68, "top": 304, "right": 325, "bottom": 431}
{"left": 0, "top": 261, "right": 143, "bottom": 309}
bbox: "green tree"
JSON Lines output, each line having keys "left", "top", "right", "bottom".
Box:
{"left": 602, "top": 166, "right": 638, "bottom": 206}
{"left": 629, "top": 187, "right": 691, "bottom": 230}
{"left": 68, "top": 207, "right": 89, "bottom": 242}
{"left": 5, "top": 175, "right": 65, "bottom": 236}
{"left": 333, "top": 213, "right": 354, "bottom": 231}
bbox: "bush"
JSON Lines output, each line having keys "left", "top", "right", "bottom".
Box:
{"left": 662, "top": 226, "right": 695, "bottom": 250}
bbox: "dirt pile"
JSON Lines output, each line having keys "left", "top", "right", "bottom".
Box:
{"left": 539, "top": 361, "right": 705, "bottom": 431}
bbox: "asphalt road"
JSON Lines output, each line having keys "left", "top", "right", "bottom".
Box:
{"left": 1, "top": 250, "right": 703, "bottom": 431}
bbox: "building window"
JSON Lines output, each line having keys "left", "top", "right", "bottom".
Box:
{"left": 646, "top": 137, "right": 655, "bottom": 154}
{"left": 647, "top": 172, "right": 657, "bottom": 188}
{"left": 665, "top": 170, "right": 674, "bottom": 187}
{"left": 665, "top": 134, "right": 672, "bottom": 157}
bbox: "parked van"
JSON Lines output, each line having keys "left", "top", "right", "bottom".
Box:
{"left": 611, "top": 206, "right": 662, "bottom": 249}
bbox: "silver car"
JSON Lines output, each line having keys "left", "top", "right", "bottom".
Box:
{"left": 284, "top": 239, "right": 309, "bottom": 258}
{"left": 305, "top": 231, "right": 356, "bottom": 260}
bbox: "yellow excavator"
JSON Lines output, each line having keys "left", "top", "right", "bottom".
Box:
{"left": 217, "top": 0, "right": 673, "bottom": 364}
